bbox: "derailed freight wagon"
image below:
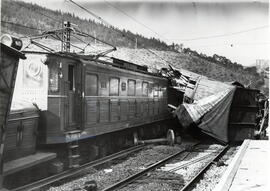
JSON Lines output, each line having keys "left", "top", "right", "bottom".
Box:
{"left": 174, "top": 77, "right": 263, "bottom": 143}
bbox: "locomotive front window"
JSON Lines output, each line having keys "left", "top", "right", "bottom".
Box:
{"left": 48, "top": 64, "right": 59, "bottom": 92}
{"left": 142, "top": 82, "right": 149, "bottom": 96}
{"left": 128, "top": 80, "right": 136, "bottom": 96}
{"left": 109, "top": 77, "right": 119, "bottom": 96}
{"left": 85, "top": 74, "right": 98, "bottom": 96}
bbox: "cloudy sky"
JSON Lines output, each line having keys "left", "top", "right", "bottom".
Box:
{"left": 20, "top": 0, "right": 269, "bottom": 66}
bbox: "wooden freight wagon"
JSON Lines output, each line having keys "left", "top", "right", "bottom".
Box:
{"left": 4, "top": 108, "right": 39, "bottom": 162}
{"left": 0, "top": 38, "right": 56, "bottom": 188}
{"left": 228, "top": 87, "right": 260, "bottom": 141}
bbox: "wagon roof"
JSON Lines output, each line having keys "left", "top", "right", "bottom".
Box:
{"left": 1, "top": 43, "right": 26, "bottom": 59}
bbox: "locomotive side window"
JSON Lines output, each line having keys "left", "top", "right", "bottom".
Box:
{"left": 128, "top": 79, "right": 136, "bottom": 96}
{"left": 110, "top": 77, "right": 119, "bottom": 96}
{"left": 101, "top": 81, "right": 107, "bottom": 89}
{"left": 68, "top": 65, "right": 74, "bottom": 91}
{"left": 160, "top": 86, "right": 167, "bottom": 97}
{"left": 153, "top": 84, "right": 159, "bottom": 97}
{"left": 48, "top": 63, "right": 59, "bottom": 92}
{"left": 85, "top": 74, "right": 98, "bottom": 96}
{"left": 142, "top": 82, "right": 149, "bottom": 96}
{"left": 148, "top": 83, "right": 153, "bottom": 95}
{"left": 121, "top": 82, "right": 126, "bottom": 91}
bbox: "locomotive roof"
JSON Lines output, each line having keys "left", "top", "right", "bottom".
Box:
{"left": 44, "top": 52, "right": 167, "bottom": 79}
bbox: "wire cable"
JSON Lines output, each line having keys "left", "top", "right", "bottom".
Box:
{"left": 18, "top": 2, "right": 62, "bottom": 24}
{"left": 1, "top": 20, "right": 43, "bottom": 31}
{"left": 103, "top": 0, "right": 167, "bottom": 41}
{"left": 170, "top": 25, "right": 269, "bottom": 41}
{"left": 189, "top": 42, "right": 270, "bottom": 48}
{"left": 67, "top": 0, "right": 111, "bottom": 26}
{"left": 66, "top": 0, "right": 174, "bottom": 67}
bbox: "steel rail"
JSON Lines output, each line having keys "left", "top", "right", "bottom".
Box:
{"left": 102, "top": 142, "right": 201, "bottom": 191}
{"left": 180, "top": 145, "right": 229, "bottom": 191}
{"left": 168, "top": 151, "right": 222, "bottom": 172}
{"left": 13, "top": 144, "right": 146, "bottom": 191}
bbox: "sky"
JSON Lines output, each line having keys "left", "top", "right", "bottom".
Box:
{"left": 19, "top": 0, "right": 269, "bottom": 66}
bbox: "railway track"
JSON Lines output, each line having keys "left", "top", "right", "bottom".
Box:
{"left": 102, "top": 143, "right": 229, "bottom": 191}
{"left": 12, "top": 145, "right": 146, "bottom": 191}
{"left": 180, "top": 145, "right": 229, "bottom": 191}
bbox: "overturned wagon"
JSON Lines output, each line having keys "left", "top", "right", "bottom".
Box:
{"left": 174, "top": 77, "right": 264, "bottom": 143}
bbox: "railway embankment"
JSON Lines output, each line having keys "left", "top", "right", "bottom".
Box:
{"left": 43, "top": 141, "right": 239, "bottom": 191}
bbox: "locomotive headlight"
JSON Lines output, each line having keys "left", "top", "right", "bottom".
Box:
{"left": 0, "top": 34, "right": 23, "bottom": 50}
{"left": 1, "top": 34, "right": 12, "bottom": 46}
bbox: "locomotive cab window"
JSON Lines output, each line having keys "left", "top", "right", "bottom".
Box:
{"left": 128, "top": 79, "right": 136, "bottom": 96}
{"left": 101, "top": 81, "right": 107, "bottom": 89}
{"left": 110, "top": 77, "right": 119, "bottom": 96}
{"left": 142, "top": 82, "right": 149, "bottom": 96}
{"left": 68, "top": 65, "right": 75, "bottom": 91}
{"left": 85, "top": 74, "right": 98, "bottom": 96}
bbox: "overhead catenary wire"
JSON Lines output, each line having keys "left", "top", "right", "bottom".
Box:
{"left": 102, "top": 0, "right": 175, "bottom": 65}
{"left": 2, "top": 21, "right": 115, "bottom": 54}
{"left": 103, "top": 0, "right": 168, "bottom": 41}
{"left": 21, "top": 0, "right": 116, "bottom": 50}
{"left": 71, "top": 33, "right": 116, "bottom": 55}
{"left": 1, "top": 20, "right": 113, "bottom": 54}
{"left": 188, "top": 42, "right": 270, "bottom": 48}
{"left": 1, "top": 20, "right": 43, "bottom": 31}
{"left": 15, "top": 0, "right": 115, "bottom": 50}
{"left": 170, "top": 25, "right": 269, "bottom": 41}
{"left": 18, "top": 1, "right": 63, "bottom": 24}
{"left": 74, "top": 30, "right": 116, "bottom": 49}
{"left": 67, "top": 0, "right": 111, "bottom": 26}
{"left": 67, "top": 0, "right": 175, "bottom": 68}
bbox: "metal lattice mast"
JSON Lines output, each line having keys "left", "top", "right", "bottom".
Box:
{"left": 63, "top": 21, "right": 71, "bottom": 52}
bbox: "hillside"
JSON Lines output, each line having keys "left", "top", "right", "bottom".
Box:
{"left": 109, "top": 48, "right": 263, "bottom": 89}
{"left": 0, "top": 0, "right": 266, "bottom": 92}
{"left": 1, "top": 0, "right": 170, "bottom": 50}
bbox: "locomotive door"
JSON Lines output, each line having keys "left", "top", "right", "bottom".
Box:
{"left": 65, "top": 62, "right": 83, "bottom": 131}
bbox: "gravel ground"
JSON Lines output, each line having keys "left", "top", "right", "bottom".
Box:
{"left": 46, "top": 142, "right": 196, "bottom": 191}
{"left": 119, "top": 144, "right": 225, "bottom": 191}
{"left": 46, "top": 142, "right": 231, "bottom": 191}
{"left": 192, "top": 146, "right": 239, "bottom": 191}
